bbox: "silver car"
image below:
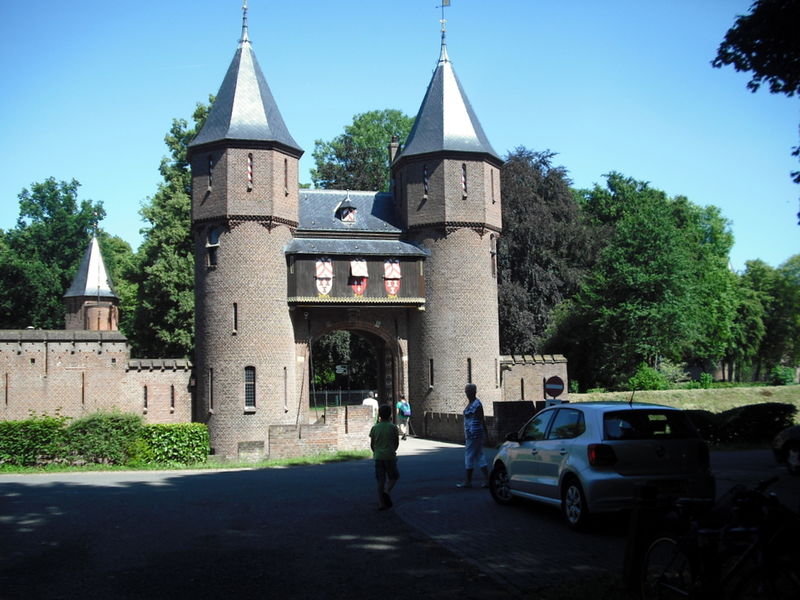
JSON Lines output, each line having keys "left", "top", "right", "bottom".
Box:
{"left": 489, "top": 402, "right": 715, "bottom": 529}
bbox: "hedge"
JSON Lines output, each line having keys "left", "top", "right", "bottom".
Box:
{"left": 0, "top": 412, "right": 209, "bottom": 467}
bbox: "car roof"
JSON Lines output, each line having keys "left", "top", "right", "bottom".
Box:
{"left": 545, "top": 401, "right": 680, "bottom": 412}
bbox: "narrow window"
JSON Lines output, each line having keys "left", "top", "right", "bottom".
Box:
{"left": 491, "top": 169, "right": 496, "bottom": 204}
{"left": 490, "top": 235, "right": 497, "bottom": 279}
{"left": 232, "top": 303, "right": 238, "bottom": 334}
{"left": 247, "top": 153, "right": 254, "bottom": 191}
{"left": 423, "top": 165, "right": 429, "bottom": 198}
{"left": 520, "top": 378, "right": 525, "bottom": 401}
{"left": 284, "top": 158, "right": 289, "bottom": 196}
{"left": 461, "top": 163, "right": 467, "bottom": 198}
{"left": 143, "top": 385, "right": 148, "bottom": 410}
{"left": 467, "top": 358, "right": 472, "bottom": 384}
{"left": 244, "top": 366, "right": 256, "bottom": 409}
{"left": 283, "top": 366, "right": 288, "bottom": 412}
{"left": 429, "top": 359, "right": 434, "bottom": 387}
{"left": 207, "top": 226, "right": 221, "bottom": 267}
{"left": 80, "top": 371, "right": 85, "bottom": 406}
{"left": 208, "top": 368, "right": 214, "bottom": 411}
{"left": 170, "top": 384, "right": 175, "bottom": 410}
{"left": 208, "top": 155, "right": 213, "bottom": 189}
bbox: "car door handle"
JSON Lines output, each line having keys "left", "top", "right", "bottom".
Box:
{"left": 530, "top": 449, "right": 538, "bottom": 455}
{"left": 559, "top": 448, "right": 567, "bottom": 455}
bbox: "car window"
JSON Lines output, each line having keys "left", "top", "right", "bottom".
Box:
{"left": 603, "top": 410, "right": 697, "bottom": 440}
{"left": 547, "top": 408, "right": 585, "bottom": 440}
{"left": 520, "top": 411, "right": 554, "bottom": 441}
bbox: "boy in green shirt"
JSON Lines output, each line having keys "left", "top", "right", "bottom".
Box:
{"left": 369, "top": 404, "right": 400, "bottom": 510}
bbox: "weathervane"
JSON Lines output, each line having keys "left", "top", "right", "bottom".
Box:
{"left": 439, "top": 0, "right": 450, "bottom": 35}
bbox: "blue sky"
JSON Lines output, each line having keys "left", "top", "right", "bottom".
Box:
{"left": 1, "top": 1, "right": 797, "bottom": 272}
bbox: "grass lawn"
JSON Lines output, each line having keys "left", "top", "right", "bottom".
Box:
{"left": 575, "top": 385, "right": 800, "bottom": 418}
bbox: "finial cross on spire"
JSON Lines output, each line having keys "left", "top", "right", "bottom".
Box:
{"left": 240, "top": 0, "right": 250, "bottom": 45}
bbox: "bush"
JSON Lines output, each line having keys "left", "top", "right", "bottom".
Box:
{"left": 0, "top": 414, "right": 69, "bottom": 466}
{"left": 683, "top": 410, "right": 720, "bottom": 443}
{"left": 65, "top": 412, "right": 144, "bottom": 465}
{"left": 627, "top": 363, "right": 669, "bottom": 391}
{"left": 138, "top": 423, "right": 209, "bottom": 465}
{"left": 769, "top": 366, "right": 795, "bottom": 386}
{"left": 715, "top": 402, "right": 797, "bottom": 444}
{"left": 699, "top": 373, "right": 714, "bottom": 389}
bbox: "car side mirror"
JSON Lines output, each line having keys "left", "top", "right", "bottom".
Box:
{"left": 505, "top": 431, "right": 519, "bottom": 443}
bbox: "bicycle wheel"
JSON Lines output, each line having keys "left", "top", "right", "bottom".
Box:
{"left": 641, "top": 536, "right": 695, "bottom": 599}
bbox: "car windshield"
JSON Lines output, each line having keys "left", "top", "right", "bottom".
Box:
{"left": 603, "top": 409, "right": 697, "bottom": 441}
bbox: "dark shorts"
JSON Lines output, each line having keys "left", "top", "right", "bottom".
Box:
{"left": 374, "top": 459, "right": 399, "bottom": 482}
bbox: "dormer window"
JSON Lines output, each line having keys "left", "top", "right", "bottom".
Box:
{"left": 336, "top": 194, "right": 357, "bottom": 223}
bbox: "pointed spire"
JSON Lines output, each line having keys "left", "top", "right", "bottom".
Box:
{"left": 190, "top": 4, "right": 302, "bottom": 153}
{"left": 64, "top": 237, "right": 117, "bottom": 300}
{"left": 398, "top": 20, "right": 498, "bottom": 162}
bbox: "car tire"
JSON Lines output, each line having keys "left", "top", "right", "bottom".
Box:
{"left": 489, "top": 464, "right": 515, "bottom": 505}
{"left": 562, "top": 477, "right": 590, "bottom": 530}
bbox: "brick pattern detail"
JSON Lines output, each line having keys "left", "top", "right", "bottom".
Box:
{"left": 191, "top": 146, "right": 299, "bottom": 224}
{"left": 406, "top": 227, "right": 501, "bottom": 424}
{"left": 399, "top": 157, "right": 501, "bottom": 231}
{"left": 194, "top": 214, "right": 300, "bottom": 460}
{"left": 500, "top": 354, "right": 569, "bottom": 403}
{"left": 268, "top": 406, "right": 372, "bottom": 460}
{"left": 0, "top": 333, "right": 191, "bottom": 424}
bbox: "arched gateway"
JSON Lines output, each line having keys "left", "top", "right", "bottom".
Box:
{"left": 187, "top": 8, "right": 548, "bottom": 460}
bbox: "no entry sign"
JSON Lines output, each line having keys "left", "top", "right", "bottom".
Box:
{"left": 544, "top": 376, "right": 565, "bottom": 398}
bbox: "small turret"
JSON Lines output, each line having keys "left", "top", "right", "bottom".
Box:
{"left": 64, "top": 236, "right": 119, "bottom": 331}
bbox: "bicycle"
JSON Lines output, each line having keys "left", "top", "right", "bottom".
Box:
{"left": 639, "top": 476, "right": 800, "bottom": 599}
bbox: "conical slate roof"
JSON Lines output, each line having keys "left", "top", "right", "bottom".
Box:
{"left": 399, "top": 36, "right": 499, "bottom": 161}
{"left": 189, "top": 21, "right": 301, "bottom": 153}
{"left": 64, "top": 237, "right": 117, "bottom": 299}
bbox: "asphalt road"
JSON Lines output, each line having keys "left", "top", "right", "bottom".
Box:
{"left": 1, "top": 439, "right": 796, "bottom": 600}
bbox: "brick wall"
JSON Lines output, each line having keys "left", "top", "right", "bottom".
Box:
{"left": 268, "top": 405, "right": 372, "bottom": 460}
{"left": 500, "top": 354, "right": 569, "bottom": 403}
{"left": 0, "top": 331, "right": 191, "bottom": 425}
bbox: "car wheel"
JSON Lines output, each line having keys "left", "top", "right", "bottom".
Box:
{"left": 489, "top": 464, "right": 515, "bottom": 505}
{"left": 786, "top": 443, "right": 800, "bottom": 476}
{"left": 562, "top": 477, "right": 590, "bottom": 530}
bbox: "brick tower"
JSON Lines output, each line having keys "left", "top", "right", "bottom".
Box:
{"left": 393, "top": 29, "right": 503, "bottom": 418}
{"left": 188, "top": 8, "right": 303, "bottom": 458}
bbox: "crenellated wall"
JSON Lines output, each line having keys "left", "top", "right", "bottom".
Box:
{"left": 0, "top": 331, "right": 191, "bottom": 424}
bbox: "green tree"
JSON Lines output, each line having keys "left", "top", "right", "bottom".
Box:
{"left": 547, "top": 174, "right": 728, "bottom": 389}
{"left": 311, "top": 109, "right": 414, "bottom": 191}
{"left": 722, "top": 281, "right": 766, "bottom": 381}
{"left": 712, "top": 0, "right": 800, "bottom": 201}
{"left": 744, "top": 255, "right": 800, "bottom": 377}
{"left": 128, "top": 101, "right": 209, "bottom": 358}
{"left": 497, "top": 148, "right": 600, "bottom": 354}
{"left": 0, "top": 178, "right": 104, "bottom": 329}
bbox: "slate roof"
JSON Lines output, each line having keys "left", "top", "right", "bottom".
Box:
{"left": 297, "top": 190, "right": 401, "bottom": 234}
{"left": 287, "top": 190, "right": 428, "bottom": 257}
{"left": 189, "top": 27, "right": 301, "bottom": 153}
{"left": 64, "top": 237, "right": 117, "bottom": 299}
{"left": 398, "top": 36, "right": 499, "bottom": 161}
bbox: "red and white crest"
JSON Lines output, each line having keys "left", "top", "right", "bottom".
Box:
{"left": 383, "top": 259, "right": 402, "bottom": 297}
{"left": 315, "top": 258, "right": 333, "bottom": 296}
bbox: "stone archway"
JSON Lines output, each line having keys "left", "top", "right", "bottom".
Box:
{"left": 292, "top": 307, "right": 410, "bottom": 420}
